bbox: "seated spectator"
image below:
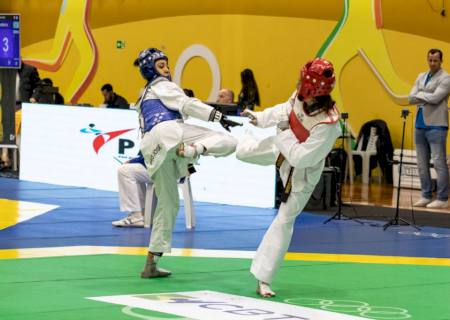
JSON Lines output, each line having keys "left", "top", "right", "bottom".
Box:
{"left": 30, "top": 78, "right": 65, "bottom": 104}
{"left": 0, "top": 149, "right": 10, "bottom": 170}
{"left": 100, "top": 83, "right": 129, "bottom": 109}
{"left": 216, "top": 89, "right": 234, "bottom": 104}
{"left": 112, "top": 155, "right": 150, "bottom": 227}
{"left": 183, "top": 88, "right": 195, "bottom": 97}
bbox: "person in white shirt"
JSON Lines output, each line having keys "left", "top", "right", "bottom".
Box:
{"left": 112, "top": 155, "right": 149, "bottom": 228}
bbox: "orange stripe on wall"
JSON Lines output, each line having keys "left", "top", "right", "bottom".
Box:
{"left": 70, "top": 0, "right": 98, "bottom": 104}
{"left": 375, "top": 0, "right": 383, "bottom": 29}
{"left": 23, "top": 32, "right": 72, "bottom": 72}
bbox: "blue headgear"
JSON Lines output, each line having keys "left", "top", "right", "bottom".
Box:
{"left": 135, "top": 48, "right": 170, "bottom": 82}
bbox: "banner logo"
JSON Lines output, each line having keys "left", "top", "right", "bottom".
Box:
{"left": 88, "top": 290, "right": 368, "bottom": 320}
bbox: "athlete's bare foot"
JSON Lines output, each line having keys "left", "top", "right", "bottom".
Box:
{"left": 140, "top": 252, "right": 171, "bottom": 278}
{"left": 176, "top": 143, "right": 204, "bottom": 158}
{"left": 256, "top": 281, "right": 275, "bottom": 298}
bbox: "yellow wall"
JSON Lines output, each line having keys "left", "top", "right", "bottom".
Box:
{"left": 341, "top": 29, "right": 450, "bottom": 147}
{"left": 22, "top": 15, "right": 335, "bottom": 106}
{"left": 1, "top": 0, "right": 450, "bottom": 150}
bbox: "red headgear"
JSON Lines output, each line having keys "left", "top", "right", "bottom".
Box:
{"left": 298, "top": 58, "right": 335, "bottom": 100}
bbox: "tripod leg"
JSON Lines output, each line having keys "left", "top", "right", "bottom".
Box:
{"left": 398, "top": 217, "right": 421, "bottom": 230}
{"left": 383, "top": 116, "right": 420, "bottom": 231}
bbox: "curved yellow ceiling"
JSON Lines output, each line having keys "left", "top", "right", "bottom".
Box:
{"left": 1, "top": 0, "right": 449, "bottom": 46}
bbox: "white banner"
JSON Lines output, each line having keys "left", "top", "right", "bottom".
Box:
{"left": 20, "top": 103, "right": 275, "bottom": 207}
{"left": 88, "top": 290, "right": 368, "bottom": 320}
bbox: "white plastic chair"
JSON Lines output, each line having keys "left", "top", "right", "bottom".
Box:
{"left": 144, "top": 176, "right": 195, "bottom": 229}
{"left": 349, "top": 127, "right": 381, "bottom": 184}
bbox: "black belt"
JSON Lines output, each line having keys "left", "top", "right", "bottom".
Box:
{"left": 276, "top": 154, "right": 294, "bottom": 203}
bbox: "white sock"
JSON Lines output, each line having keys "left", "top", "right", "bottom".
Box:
{"left": 130, "top": 211, "right": 143, "bottom": 218}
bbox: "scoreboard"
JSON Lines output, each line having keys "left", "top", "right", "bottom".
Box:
{"left": 0, "top": 14, "right": 20, "bottom": 69}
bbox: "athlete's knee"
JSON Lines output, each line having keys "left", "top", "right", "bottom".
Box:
{"left": 235, "top": 145, "right": 246, "bottom": 160}
{"left": 236, "top": 142, "right": 254, "bottom": 161}
{"left": 222, "top": 135, "right": 238, "bottom": 154}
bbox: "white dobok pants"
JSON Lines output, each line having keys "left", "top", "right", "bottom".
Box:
{"left": 142, "top": 121, "right": 237, "bottom": 253}
{"left": 236, "top": 131, "right": 315, "bottom": 284}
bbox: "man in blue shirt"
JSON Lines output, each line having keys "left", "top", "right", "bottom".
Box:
{"left": 409, "top": 49, "right": 450, "bottom": 209}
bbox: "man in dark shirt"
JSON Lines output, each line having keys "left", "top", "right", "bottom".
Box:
{"left": 18, "top": 62, "right": 41, "bottom": 103}
{"left": 30, "top": 78, "right": 65, "bottom": 105}
{"left": 100, "top": 83, "right": 129, "bottom": 109}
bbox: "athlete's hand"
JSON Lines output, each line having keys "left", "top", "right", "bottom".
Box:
{"left": 241, "top": 109, "right": 257, "bottom": 125}
{"left": 220, "top": 116, "right": 242, "bottom": 132}
{"left": 209, "top": 109, "right": 242, "bottom": 131}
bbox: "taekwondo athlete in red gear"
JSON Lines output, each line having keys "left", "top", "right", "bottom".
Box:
{"left": 237, "top": 58, "right": 341, "bottom": 297}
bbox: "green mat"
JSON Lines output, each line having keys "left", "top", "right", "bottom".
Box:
{"left": 0, "top": 254, "right": 449, "bottom": 319}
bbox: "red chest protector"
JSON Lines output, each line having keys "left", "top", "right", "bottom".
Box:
{"left": 288, "top": 110, "right": 310, "bottom": 143}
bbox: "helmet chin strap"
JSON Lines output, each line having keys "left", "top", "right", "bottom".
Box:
{"left": 296, "top": 88, "right": 326, "bottom": 115}
{"left": 302, "top": 98, "right": 325, "bottom": 116}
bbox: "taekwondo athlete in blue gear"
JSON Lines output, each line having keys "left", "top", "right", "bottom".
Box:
{"left": 135, "top": 48, "right": 240, "bottom": 278}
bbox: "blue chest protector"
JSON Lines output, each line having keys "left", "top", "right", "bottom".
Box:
{"left": 140, "top": 98, "right": 181, "bottom": 133}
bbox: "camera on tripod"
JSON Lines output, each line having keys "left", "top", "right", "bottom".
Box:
{"left": 383, "top": 107, "right": 420, "bottom": 231}
{"left": 401, "top": 109, "right": 410, "bottom": 118}
{"left": 31, "top": 78, "right": 64, "bottom": 104}
{"left": 341, "top": 112, "right": 349, "bottom": 120}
